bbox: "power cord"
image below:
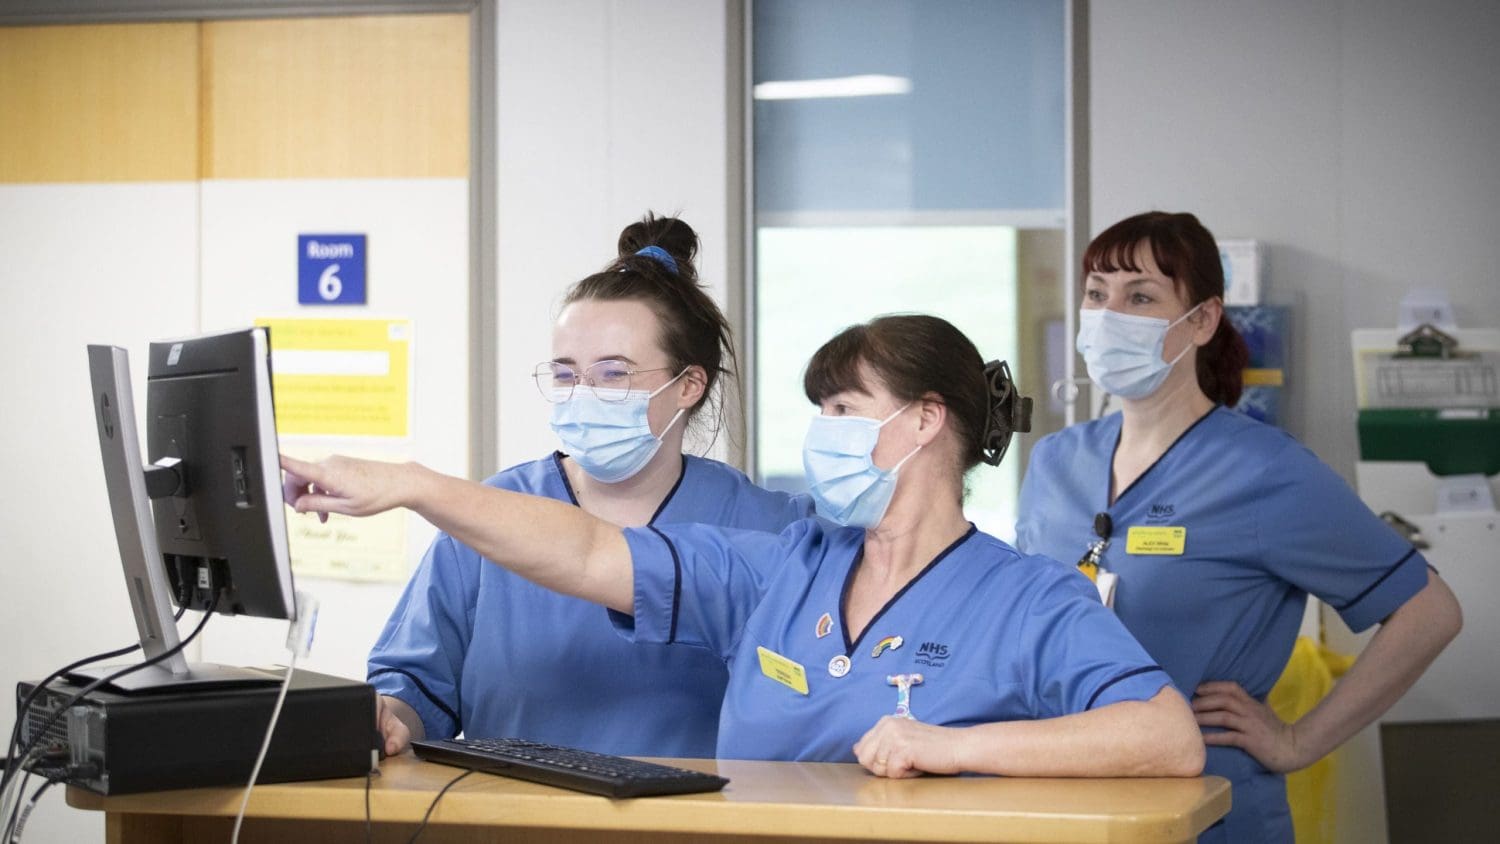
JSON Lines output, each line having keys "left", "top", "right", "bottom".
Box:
{"left": 1, "top": 606, "right": 187, "bottom": 800}
{"left": 365, "top": 765, "right": 380, "bottom": 844}
{"left": 1, "top": 595, "right": 218, "bottom": 840}
{"left": 6, "top": 777, "right": 58, "bottom": 844}
{"left": 408, "top": 770, "right": 474, "bottom": 844}
{"left": 228, "top": 651, "right": 296, "bottom": 844}
{"left": 229, "top": 590, "right": 318, "bottom": 844}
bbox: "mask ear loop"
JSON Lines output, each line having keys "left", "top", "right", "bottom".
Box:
{"left": 878, "top": 403, "right": 923, "bottom": 472}
{"left": 1162, "top": 301, "right": 1208, "bottom": 367}
{"left": 648, "top": 368, "right": 692, "bottom": 441}
{"left": 655, "top": 407, "right": 687, "bottom": 442}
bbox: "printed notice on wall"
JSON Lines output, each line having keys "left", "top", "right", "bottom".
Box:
{"left": 255, "top": 318, "right": 411, "bottom": 437}
{"left": 282, "top": 449, "right": 410, "bottom": 582}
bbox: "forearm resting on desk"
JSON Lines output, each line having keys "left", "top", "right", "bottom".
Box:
{"left": 955, "top": 687, "right": 1205, "bottom": 777}
{"left": 856, "top": 687, "right": 1204, "bottom": 778}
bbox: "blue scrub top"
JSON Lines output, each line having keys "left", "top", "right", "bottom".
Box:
{"left": 1016, "top": 407, "right": 1430, "bottom": 843}
{"left": 367, "top": 452, "right": 813, "bottom": 758}
{"left": 614, "top": 520, "right": 1174, "bottom": 763}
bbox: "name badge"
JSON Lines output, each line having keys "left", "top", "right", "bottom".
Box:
{"left": 1126, "top": 526, "right": 1186, "bottom": 555}
{"left": 757, "top": 646, "right": 809, "bottom": 695}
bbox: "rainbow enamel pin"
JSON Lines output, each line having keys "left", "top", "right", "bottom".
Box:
{"left": 815, "top": 612, "right": 833, "bottom": 639}
{"left": 871, "top": 635, "right": 904, "bottom": 658}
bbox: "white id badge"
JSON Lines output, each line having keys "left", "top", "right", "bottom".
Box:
{"left": 1096, "top": 570, "right": 1119, "bottom": 608}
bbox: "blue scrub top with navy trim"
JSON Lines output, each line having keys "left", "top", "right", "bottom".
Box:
{"left": 613, "top": 520, "right": 1173, "bottom": 764}
{"left": 366, "top": 453, "right": 813, "bottom": 758}
{"left": 1016, "top": 407, "right": 1430, "bottom": 843}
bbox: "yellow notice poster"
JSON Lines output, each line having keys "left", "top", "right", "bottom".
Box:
{"left": 256, "top": 318, "right": 410, "bottom": 437}
{"left": 282, "top": 448, "right": 410, "bottom": 582}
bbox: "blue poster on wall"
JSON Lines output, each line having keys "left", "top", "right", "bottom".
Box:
{"left": 298, "top": 234, "right": 367, "bottom": 305}
{"left": 1226, "top": 305, "right": 1290, "bottom": 428}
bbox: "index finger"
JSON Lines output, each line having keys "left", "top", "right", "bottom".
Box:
{"left": 280, "top": 453, "right": 320, "bottom": 478}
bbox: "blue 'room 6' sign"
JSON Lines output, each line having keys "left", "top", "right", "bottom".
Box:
{"left": 298, "top": 234, "right": 367, "bottom": 305}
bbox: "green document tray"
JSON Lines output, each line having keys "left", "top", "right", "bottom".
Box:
{"left": 1357, "top": 408, "right": 1500, "bottom": 476}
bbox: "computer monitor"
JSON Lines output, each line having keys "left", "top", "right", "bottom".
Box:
{"left": 75, "top": 327, "right": 296, "bottom": 693}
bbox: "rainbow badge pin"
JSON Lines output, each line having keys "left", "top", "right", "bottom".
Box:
{"left": 815, "top": 612, "right": 833, "bottom": 639}
{"left": 871, "top": 635, "right": 904, "bottom": 658}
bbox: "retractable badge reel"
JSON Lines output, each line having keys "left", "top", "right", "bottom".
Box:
{"left": 1076, "top": 513, "right": 1113, "bottom": 583}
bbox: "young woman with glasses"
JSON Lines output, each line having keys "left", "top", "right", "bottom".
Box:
{"left": 364, "top": 213, "right": 813, "bottom": 758}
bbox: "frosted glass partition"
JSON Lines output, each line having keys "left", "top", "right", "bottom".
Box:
{"left": 754, "top": 0, "right": 1065, "bottom": 218}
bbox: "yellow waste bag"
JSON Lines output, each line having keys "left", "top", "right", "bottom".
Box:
{"left": 1266, "top": 637, "right": 1355, "bottom": 844}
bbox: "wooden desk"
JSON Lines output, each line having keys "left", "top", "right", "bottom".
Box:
{"left": 68, "top": 755, "right": 1230, "bottom": 843}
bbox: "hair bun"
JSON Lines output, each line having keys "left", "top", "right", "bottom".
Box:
{"left": 979, "top": 360, "right": 1032, "bottom": 467}
{"left": 617, "top": 212, "right": 699, "bottom": 281}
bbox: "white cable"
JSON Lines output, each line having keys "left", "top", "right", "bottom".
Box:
{"left": 229, "top": 651, "right": 297, "bottom": 844}
{"left": 231, "top": 591, "right": 316, "bottom": 844}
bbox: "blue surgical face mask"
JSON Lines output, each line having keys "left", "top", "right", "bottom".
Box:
{"left": 1075, "top": 302, "right": 1203, "bottom": 399}
{"left": 550, "top": 372, "right": 686, "bottom": 483}
{"left": 802, "top": 404, "right": 921, "bottom": 528}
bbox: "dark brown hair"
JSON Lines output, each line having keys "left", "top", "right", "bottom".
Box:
{"left": 1082, "top": 211, "right": 1249, "bottom": 406}
{"left": 562, "top": 213, "right": 736, "bottom": 426}
{"left": 803, "top": 315, "right": 1023, "bottom": 479}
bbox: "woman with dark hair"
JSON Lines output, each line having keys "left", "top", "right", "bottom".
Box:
{"left": 1016, "top": 211, "right": 1462, "bottom": 841}
{"left": 287, "top": 314, "right": 1205, "bottom": 778}
{"left": 365, "top": 213, "right": 813, "bottom": 759}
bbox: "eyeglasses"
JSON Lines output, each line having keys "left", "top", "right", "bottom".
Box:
{"left": 532, "top": 359, "right": 675, "bottom": 403}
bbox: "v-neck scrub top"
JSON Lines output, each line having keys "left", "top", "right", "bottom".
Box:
{"left": 613, "top": 520, "right": 1174, "bottom": 764}
{"left": 1016, "top": 407, "right": 1430, "bottom": 842}
{"left": 367, "top": 453, "right": 813, "bottom": 758}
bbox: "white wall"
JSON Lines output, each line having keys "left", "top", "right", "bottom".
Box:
{"left": 495, "top": 0, "right": 737, "bottom": 469}
{"left": 1089, "top": 0, "right": 1500, "bottom": 479}
{"left": 1090, "top": 2, "right": 1500, "bottom": 842}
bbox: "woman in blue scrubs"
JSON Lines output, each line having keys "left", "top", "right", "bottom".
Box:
{"left": 366, "top": 214, "right": 813, "bottom": 759}
{"left": 1015, "top": 211, "right": 1463, "bottom": 840}
{"left": 286, "top": 315, "right": 1206, "bottom": 778}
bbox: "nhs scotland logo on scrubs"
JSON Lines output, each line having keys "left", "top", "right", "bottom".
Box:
{"left": 298, "top": 234, "right": 367, "bottom": 305}
{"left": 915, "top": 641, "right": 949, "bottom": 668}
{"left": 1146, "top": 503, "right": 1176, "bottom": 523}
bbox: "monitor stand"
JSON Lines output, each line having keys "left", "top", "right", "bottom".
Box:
{"left": 66, "top": 661, "right": 281, "bottom": 694}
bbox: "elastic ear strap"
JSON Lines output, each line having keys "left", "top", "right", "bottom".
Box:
{"left": 979, "top": 360, "right": 1033, "bottom": 467}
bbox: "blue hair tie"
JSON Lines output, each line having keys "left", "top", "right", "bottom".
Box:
{"left": 634, "top": 245, "right": 679, "bottom": 275}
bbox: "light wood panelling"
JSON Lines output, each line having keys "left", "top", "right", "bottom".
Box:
{"left": 202, "top": 14, "right": 469, "bottom": 179}
{"left": 0, "top": 23, "right": 199, "bottom": 183}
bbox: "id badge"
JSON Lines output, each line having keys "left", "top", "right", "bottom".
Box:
{"left": 1126, "top": 526, "right": 1186, "bottom": 555}
{"left": 756, "top": 646, "right": 809, "bottom": 695}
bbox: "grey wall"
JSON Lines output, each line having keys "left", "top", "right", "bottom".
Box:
{"left": 1090, "top": 0, "right": 1500, "bottom": 482}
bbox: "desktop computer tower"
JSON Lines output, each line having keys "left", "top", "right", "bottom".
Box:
{"left": 16, "top": 668, "right": 377, "bottom": 795}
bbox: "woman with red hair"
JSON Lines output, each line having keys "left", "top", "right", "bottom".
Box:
{"left": 1016, "top": 211, "right": 1462, "bottom": 842}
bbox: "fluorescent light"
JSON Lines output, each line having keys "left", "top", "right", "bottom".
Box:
{"left": 753, "top": 74, "right": 912, "bottom": 101}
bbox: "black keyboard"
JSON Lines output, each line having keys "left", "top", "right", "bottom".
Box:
{"left": 409, "top": 737, "right": 729, "bottom": 799}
